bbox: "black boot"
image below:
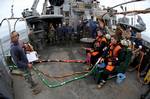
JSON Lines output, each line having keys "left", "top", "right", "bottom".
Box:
{"left": 30, "top": 81, "right": 38, "bottom": 89}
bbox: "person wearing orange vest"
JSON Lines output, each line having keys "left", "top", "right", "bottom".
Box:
{"left": 84, "top": 29, "right": 103, "bottom": 65}
{"left": 97, "top": 35, "right": 126, "bottom": 88}
{"left": 87, "top": 32, "right": 110, "bottom": 71}
{"left": 91, "top": 33, "right": 111, "bottom": 65}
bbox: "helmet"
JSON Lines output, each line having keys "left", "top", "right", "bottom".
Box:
{"left": 105, "top": 34, "right": 111, "bottom": 39}
{"left": 121, "top": 39, "right": 128, "bottom": 46}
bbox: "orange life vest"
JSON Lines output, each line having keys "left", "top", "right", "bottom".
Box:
{"left": 113, "top": 45, "right": 122, "bottom": 57}
{"left": 109, "top": 44, "right": 122, "bottom": 57}
{"left": 98, "top": 37, "right": 107, "bottom": 45}
{"left": 91, "top": 51, "right": 99, "bottom": 56}
{"left": 101, "top": 37, "right": 107, "bottom": 43}
{"left": 96, "top": 36, "right": 101, "bottom": 41}
{"left": 106, "top": 65, "right": 115, "bottom": 71}
{"left": 94, "top": 37, "right": 107, "bottom": 48}
{"left": 92, "top": 37, "right": 107, "bottom": 56}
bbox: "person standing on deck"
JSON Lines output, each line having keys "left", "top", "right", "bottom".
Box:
{"left": 48, "top": 23, "right": 56, "bottom": 44}
{"left": 67, "top": 24, "right": 74, "bottom": 42}
{"left": 10, "top": 31, "right": 40, "bottom": 93}
{"left": 97, "top": 18, "right": 108, "bottom": 35}
{"left": 62, "top": 22, "right": 68, "bottom": 43}
{"left": 89, "top": 16, "right": 97, "bottom": 38}
{"left": 56, "top": 24, "right": 63, "bottom": 44}
{"left": 77, "top": 20, "right": 83, "bottom": 41}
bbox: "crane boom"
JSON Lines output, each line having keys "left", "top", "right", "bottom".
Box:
{"left": 42, "top": 0, "right": 48, "bottom": 15}
{"left": 31, "top": 0, "right": 39, "bottom": 11}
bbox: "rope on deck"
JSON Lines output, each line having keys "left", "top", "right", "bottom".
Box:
{"left": 35, "top": 68, "right": 89, "bottom": 79}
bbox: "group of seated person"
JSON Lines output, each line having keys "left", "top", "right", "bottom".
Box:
{"left": 83, "top": 18, "right": 144, "bottom": 88}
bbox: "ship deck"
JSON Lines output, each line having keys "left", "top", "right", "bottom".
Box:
{"left": 12, "top": 43, "right": 148, "bottom": 99}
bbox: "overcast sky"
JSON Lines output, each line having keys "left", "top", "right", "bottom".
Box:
{"left": 0, "top": 0, "right": 150, "bottom": 39}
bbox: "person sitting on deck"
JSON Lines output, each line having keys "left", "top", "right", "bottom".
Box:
{"left": 124, "top": 30, "right": 133, "bottom": 50}
{"left": 85, "top": 31, "right": 111, "bottom": 70}
{"left": 114, "top": 26, "right": 124, "bottom": 42}
{"left": 121, "top": 31, "right": 133, "bottom": 72}
{"left": 129, "top": 32, "right": 143, "bottom": 70}
{"left": 22, "top": 42, "right": 34, "bottom": 53}
{"left": 22, "top": 42, "right": 39, "bottom": 63}
{"left": 97, "top": 35, "right": 126, "bottom": 88}
{"left": 90, "top": 32, "right": 111, "bottom": 66}
{"left": 83, "top": 29, "right": 104, "bottom": 65}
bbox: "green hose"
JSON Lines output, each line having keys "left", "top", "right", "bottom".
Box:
{"left": 33, "top": 64, "right": 116, "bottom": 88}
{"left": 33, "top": 65, "right": 93, "bottom": 88}
{"left": 32, "top": 58, "right": 101, "bottom": 88}
{"left": 12, "top": 58, "right": 116, "bottom": 88}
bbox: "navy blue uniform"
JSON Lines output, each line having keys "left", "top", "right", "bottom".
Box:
{"left": 10, "top": 42, "right": 28, "bottom": 69}
{"left": 134, "top": 39, "right": 142, "bottom": 49}
{"left": 10, "top": 42, "right": 36, "bottom": 87}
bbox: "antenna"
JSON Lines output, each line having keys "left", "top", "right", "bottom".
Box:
{"left": 120, "top": 5, "right": 124, "bottom": 11}
{"left": 125, "top": 7, "right": 127, "bottom": 12}
{"left": 11, "top": 0, "right": 14, "bottom": 18}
